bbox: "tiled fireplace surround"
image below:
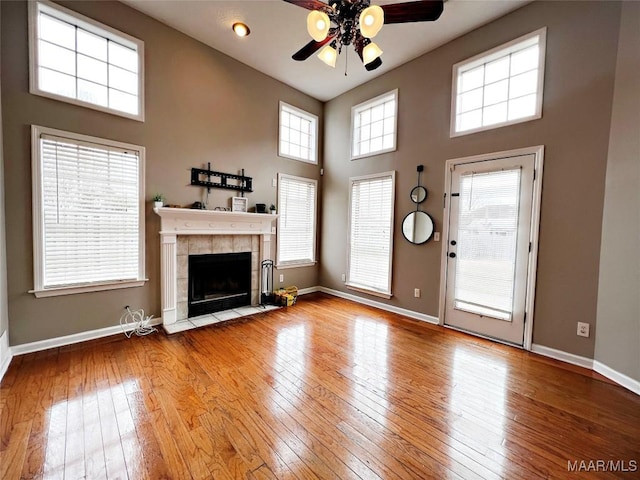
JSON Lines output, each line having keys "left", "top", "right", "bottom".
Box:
{"left": 155, "top": 208, "right": 278, "bottom": 333}
{"left": 176, "top": 234, "right": 261, "bottom": 320}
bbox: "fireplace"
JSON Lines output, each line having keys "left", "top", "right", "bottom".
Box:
{"left": 154, "top": 207, "right": 277, "bottom": 331}
{"left": 188, "top": 252, "right": 251, "bottom": 317}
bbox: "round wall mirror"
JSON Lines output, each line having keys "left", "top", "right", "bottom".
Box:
{"left": 402, "top": 211, "right": 435, "bottom": 245}
{"left": 410, "top": 186, "right": 427, "bottom": 204}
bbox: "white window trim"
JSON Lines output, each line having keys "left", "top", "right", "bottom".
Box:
{"left": 450, "top": 27, "right": 547, "bottom": 138}
{"left": 346, "top": 171, "right": 396, "bottom": 298}
{"left": 28, "top": 0, "right": 145, "bottom": 122}
{"left": 30, "top": 125, "right": 147, "bottom": 298}
{"left": 276, "top": 173, "right": 318, "bottom": 268}
{"left": 351, "top": 89, "right": 398, "bottom": 161}
{"left": 278, "top": 101, "right": 318, "bottom": 164}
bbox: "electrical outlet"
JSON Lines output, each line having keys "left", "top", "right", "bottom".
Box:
{"left": 279, "top": 274, "right": 284, "bottom": 283}
{"left": 341, "top": 273, "right": 346, "bottom": 282}
{"left": 577, "top": 322, "right": 590, "bottom": 337}
{"left": 434, "top": 232, "right": 440, "bottom": 242}
{"left": 272, "top": 178, "right": 277, "bottom": 187}
{"left": 414, "top": 288, "right": 421, "bottom": 298}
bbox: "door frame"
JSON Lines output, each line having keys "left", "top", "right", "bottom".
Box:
{"left": 438, "top": 145, "right": 545, "bottom": 350}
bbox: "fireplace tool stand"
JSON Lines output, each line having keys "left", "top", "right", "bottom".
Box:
{"left": 260, "top": 259, "right": 275, "bottom": 307}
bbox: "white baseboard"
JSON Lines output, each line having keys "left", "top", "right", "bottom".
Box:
{"left": 593, "top": 360, "right": 640, "bottom": 396}
{"left": 297, "top": 286, "right": 320, "bottom": 296}
{"left": 0, "top": 329, "right": 12, "bottom": 383}
{"left": 531, "top": 343, "right": 594, "bottom": 369}
{"left": 317, "top": 286, "right": 439, "bottom": 324}
{"left": 11, "top": 317, "right": 163, "bottom": 357}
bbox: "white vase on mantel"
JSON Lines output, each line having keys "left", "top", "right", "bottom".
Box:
{"left": 154, "top": 201, "right": 163, "bottom": 209}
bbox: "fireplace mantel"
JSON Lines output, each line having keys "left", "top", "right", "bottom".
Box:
{"left": 154, "top": 207, "right": 278, "bottom": 235}
{"left": 154, "top": 207, "right": 277, "bottom": 329}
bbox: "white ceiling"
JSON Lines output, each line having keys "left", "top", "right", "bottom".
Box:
{"left": 123, "top": 0, "right": 530, "bottom": 101}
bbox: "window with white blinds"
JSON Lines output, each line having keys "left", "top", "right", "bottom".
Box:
{"left": 454, "top": 169, "right": 521, "bottom": 320}
{"left": 351, "top": 89, "right": 398, "bottom": 160}
{"left": 278, "top": 102, "right": 318, "bottom": 164}
{"left": 29, "top": 1, "right": 144, "bottom": 121}
{"left": 277, "top": 174, "right": 317, "bottom": 267}
{"left": 347, "top": 171, "right": 396, "bottom": 297}
{"left": 31, "top": 125, "right": 145, "bottom": 297}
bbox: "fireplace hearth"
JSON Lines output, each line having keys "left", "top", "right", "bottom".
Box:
{"left": 188, "top": 252, "right": 251, "bottom": 317}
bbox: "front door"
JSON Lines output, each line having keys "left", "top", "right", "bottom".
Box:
{"left": 443, "top": 153, "right": 537, "bottom": 346}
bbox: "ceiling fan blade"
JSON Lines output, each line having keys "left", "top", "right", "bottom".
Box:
{"left": 381, "top": 0, "right": 444, "bottom": 24}
{"left": 282, "top": 0, "right": 331, "bottom": 12}
{"left": 292, "top": 31, "right": 336, "bottom": 61}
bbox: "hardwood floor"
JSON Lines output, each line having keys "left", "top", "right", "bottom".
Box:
{"left": 1, "top": 293, "right": 639, "bottom": 479}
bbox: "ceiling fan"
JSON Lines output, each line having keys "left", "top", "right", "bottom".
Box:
{"left": 284, "top": 0, "right": 444, "bottom": 71}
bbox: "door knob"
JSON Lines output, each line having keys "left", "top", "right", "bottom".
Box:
{"left": 449, "top": 252, "right": 456, "bottom": 258}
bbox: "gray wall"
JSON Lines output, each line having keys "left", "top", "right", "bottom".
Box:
{"left": 321, "top": 1, "right": 621, "bottom": 358}
{"left": 595, "top": 1, "right": 640, "bottom": 382}
{"left": 1, "top": 0, "right": 322, "bottom": 345}
{"left": 0, "top": 3, "right": 8, "bottom": 339}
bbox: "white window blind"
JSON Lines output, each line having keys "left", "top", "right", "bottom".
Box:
{"left": 279, "top": 102, "right": 318, "bottom": 164}
{"left": 352, "top": 90, "right": 398, "bottom": 159}
{"left": 277, "top": 174, "right": 317, "bottom": 266}
{"left": 32, "top": 126, "right": 145, "bottom": 295}
{"left": 454, "top": 169, "right": 521, "bottom": 320}
{"left": 29, "top": 1, "right": 144, "bottom": 120}
{"left": 451, "top": 28, "right": 546, "bottom": 137}
{"left": 347, "top": 172, "right": 395, "bottom": 297}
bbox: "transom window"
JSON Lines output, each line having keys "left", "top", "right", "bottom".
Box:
{"left": 277, "top": 174, "right": 318, "bottom": 267}
{"left": 278, "top": 102, "right": 318, "bottom": 164}
{"left": 31, "top": 125, "right": 146, "bottom": 297}
{"left": 351, "top": 89, "right": 398, "bottom": 159}
{"left": 347, "top": 171, "right": 396, "bottom": 298}
{"left": 451, "top": 28, "right": 546, "bottom": 137}
{"left": 29, "top": 0, "right": 144, "bottom": 121}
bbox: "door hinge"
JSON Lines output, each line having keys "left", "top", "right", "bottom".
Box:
{"left": 524, "top": 312, "right": 527, "bottom": 323}
{"left": 533, "top": 169, "right": 536, "bottom": 181}
{"left": 528, "top": 242, "right": 532, "bottom": 253}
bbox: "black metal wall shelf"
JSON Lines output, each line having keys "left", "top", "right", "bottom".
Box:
{"left": 190, "top": 163, "right": 253, "bottom": 194}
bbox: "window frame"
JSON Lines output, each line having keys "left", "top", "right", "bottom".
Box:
{"left": 346, "top": 171, "right": 396, "bottom": 298}
{"left": 351, "top": 89, "right": 398, "bottom": 160}
{"left": 278, "top": 102, "right": 318, "bottom": 164}
{"left": 28, "top": 0, "right": 145, "bottom": 122}
{"left": 450, "top": 27, "right": 547, "bottom": 138}
{"left": 276, "top": 173, "right": 318, "bottom": 269}
{"left": 30, "top": 125, "right": 147, "bottom": 298}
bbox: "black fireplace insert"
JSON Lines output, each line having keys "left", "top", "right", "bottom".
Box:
{"left": 188, "top": 252, "right": 251, "bottom": 317}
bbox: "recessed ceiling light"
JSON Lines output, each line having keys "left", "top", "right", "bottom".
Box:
{"left": 232, "top": 22, "right": 250, "bottom": 37}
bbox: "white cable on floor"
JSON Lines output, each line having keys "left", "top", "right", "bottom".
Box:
{"left": 120, "top": 306, "right": 157, "bottom": 338}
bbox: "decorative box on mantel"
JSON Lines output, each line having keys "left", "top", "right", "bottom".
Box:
{"left": 154, "top": 207, "right": 278, "bottom": 330}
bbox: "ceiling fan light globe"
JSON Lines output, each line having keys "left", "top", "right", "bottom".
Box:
{"left": 317, "top": 45, "right": 338, "bottom": 68}
{"left": 307, "top": 11, "right": 330, "bottom": 42}
{"left": 363, "top": 42, "right": 383, "bottom": 65}
{"left": 359, "top": 5, "right": 384, "bottom": 39}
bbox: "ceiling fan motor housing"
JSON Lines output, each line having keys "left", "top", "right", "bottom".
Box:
{"left": 330, "top": 0, "right": 372, "bottom": 47}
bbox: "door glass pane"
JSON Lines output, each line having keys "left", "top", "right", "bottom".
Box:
{"left": 454, "top": 169, "right": 521, "bottom": 321}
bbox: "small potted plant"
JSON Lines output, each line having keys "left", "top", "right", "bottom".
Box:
{"left": 270, "top": 204, "right": 277, "bottom": 215}
{"left": 152, "top": 193, "right": 165, "bottom": 208}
